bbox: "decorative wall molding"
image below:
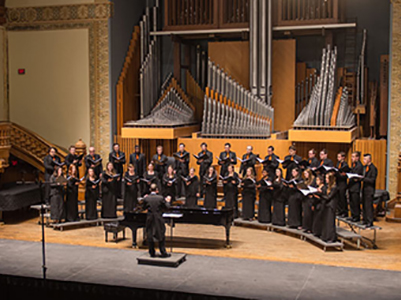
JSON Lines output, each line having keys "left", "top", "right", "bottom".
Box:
{"left": 6, "top": 3, "right": 112, "bottom": 25}
{"left": 5, "top": 3, "right": 112, "bottom": 159}
{"left": 389, "top": 2, "right": 401, "bottom": 199}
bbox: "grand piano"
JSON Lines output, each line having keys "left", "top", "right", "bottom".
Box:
{"left": 120, "top": 206, "right": 234, "bottom": 248}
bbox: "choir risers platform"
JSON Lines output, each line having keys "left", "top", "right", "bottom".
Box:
{"left": 137, "top": 252, "right": 187, "bottom": 268}
{"left": 234, "top": 219, "right": 343, "bottom": 252}
{"left": 51, "top": 217, "right": 124, "bottom": 231}
{"left": 336, "top": 216, "right": 382, "bottom": 249}
{"left": 336, "top": 226, "right": 362, "bottom": 249}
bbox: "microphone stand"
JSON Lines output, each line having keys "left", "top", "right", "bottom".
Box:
{"left": 39, "top": 180, "right": 47, "bottom": 281}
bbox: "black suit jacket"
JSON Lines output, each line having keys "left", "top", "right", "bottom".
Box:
{"left": 283, "top": 155, "right": 302, "bottom": 180}
{"left": 174, "top": 151, "right": 190, "bottom": 176}
{"left": 363, "top": 163, "right": 377, "bottom": 195}
{"left": 348, "top": 160, "right": 364, "bottom": 193}
{"left": 218, "top": 151, "right": 237, "bottom": 176}
{"left": 319, "top": 158, "right": 334, "bottom": 167}
{"left": 239, "top": 152, "right": 257, "bottom": 177}
{"left": 143, "top": 193, "right": 170, "bottom": 242}
{"left": 109, "top": 151, "right": 126, "bottom": 176}
{"left": 196, "top": 150, "right": 213, "bottom": 177}
{"left": 43, "top": 155, "right": 61, "bottom": 178}
{"left": 263, "top": 154, "right": 280, "bottom": 181}
{"left": 85, "top": 154, "right": 102, "bottom": 177}
{"left": 307, "top": 157, "right": 319, "bottom": 169}
{"left": 129, "top": 152, "right": 146, "bottom": 178}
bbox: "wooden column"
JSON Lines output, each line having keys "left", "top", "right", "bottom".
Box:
{"left": 75, "top": 139, "right": 87, "bottom": 201}
{"left": 0, "top": 26, "right": 8, "bottom": 122}
{"left": 389, "top": 0, "right": 401, "bottom": 199}
{"left": 173, "top": 37, "right": 181, "bottom": 83}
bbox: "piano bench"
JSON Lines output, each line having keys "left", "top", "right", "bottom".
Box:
{"left": 104, "top": 222, "right": 126, "bottom": 243}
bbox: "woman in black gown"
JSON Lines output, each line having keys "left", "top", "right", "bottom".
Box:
{"left": 321, "top": 172, "right": 339, "bottom": 242}
{"left": 184, "top": 168, "right": 199, "bottom": 208}
{"left": 257, "top": 169, "right": 273, "bottom": 223}
{"left": 312, "top": 175, "right": 325, "bottom": 237}
{"left": 203, "top": 166, "right": 217, "bottom": 208}
{"left": 301, "top": 168, "right": 316, "bottom": 233}
{"left": 162, "top": 165, "right": 177, "bottom": 203}
{"left": 272, "top": 168, "right": 286, "bottom": 226}
{"left": 101, "top": 162, "right": 119, "bottom": 218}
{"left": 85, "top": 168, "right": 99, "bottom": 220}
{"left": 142, "top": 163, "right": 160, "bottom": 196}
{"left": 222, "top": 165, "right": 240, "bottom": 217}
{"left": 66, "top": 164, "right": 79, "bottom": 222}
{"left": 285, "top": 168, "right": 303, "bottom": 228}
{"left": 241, "top": 167, "right": 256, "bottom": 220}
{"left": 50, "top": 166, "right": 66, "bottom": 223}
{"left": 123, "top": 164, "right": 140, "bottom": 212}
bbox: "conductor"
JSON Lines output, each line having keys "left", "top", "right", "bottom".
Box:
{"left": 142, "top": 183, "right": 171, "bottom": 258}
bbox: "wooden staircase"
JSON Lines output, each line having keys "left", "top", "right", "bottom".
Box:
{"left": 0, "top": 122, "right": 68, "bottom": 174}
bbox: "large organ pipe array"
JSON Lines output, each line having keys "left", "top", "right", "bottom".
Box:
{"left": 201, "top": 59, "right": 274, "bottom": 138}
{"left": 250, "top": 0, "right": 272, "bottom": 104}
{"left": 126, "top": 88, "right": 196, "bottom": 127}
{"left": 140, "top": 1, "right": 161, "bottom": 119}
{"left": 294, "top": 46, "right": 355, "bottom": 128}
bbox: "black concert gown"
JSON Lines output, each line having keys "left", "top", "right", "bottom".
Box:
{"left": 101, "top": 173, "right": 117, "bottom": 218}
{"left": 223, "top": 173, "right": 239, "bottom": 217}
{"left": 203, "top": 175, "right": 217, "bottom": 209}
{"left": 66, "top": 177, "right": 79, "bottom": 222}
{"left": 272, "top": 180, "right": 286, "bottom": 226}
{"left": 302, "top": 179, "right": 317, "bottom": 232}
{"left": 321, "top": 186, "right": 339, "bottom": 242}
{"left": 142, "top": 171, "right": 160, "bottom": 196}
{"left": 184, "top": 176, "right": 199, "bottom": 208}
{"left": 123, "top": 172, "right": 139, "bottom": 212}
{"left": 287, "top": 178, "right": 303, "bottom": 228}
{"left": 312, "top": 186, "right": 326, "bottom": 237}
{"left": 85, "top": 179, "right": 99, "bottom": 220}
{"left": 162, "top": 174, "right": 177, "bottom": 203}
{"left": 49, "top": 176, "right": 65, "bottom": 221}
{"left": 257, "top": 179, "right": 273, "bottom": 223}
{"left": 242, "top": 179, "right": 256, "bottom": 220}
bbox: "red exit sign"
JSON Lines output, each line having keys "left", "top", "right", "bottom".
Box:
{"left": 18, "top": 69, "right": 25, "bottom": 75}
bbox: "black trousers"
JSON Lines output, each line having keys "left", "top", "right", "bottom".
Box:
{"left": 362, "top": 190, "right": 374, "bottom": 224}
{"left": 349, "top": 192, "right": 361, "bottom": 220}
{"left": 148, "top": 238, "right": 168, "bottom": 257}
{"left": 337, "top": 183, "right": 348, "bottom": 216}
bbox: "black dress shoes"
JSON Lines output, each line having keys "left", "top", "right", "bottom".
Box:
{"left": 160, "top": 253, "right": 171, "bottom": 258}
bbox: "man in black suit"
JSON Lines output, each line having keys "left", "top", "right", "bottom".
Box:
{"left": 362, "top": 153, "right": 377, "bottom": 227}
{"left": 307, "top": 148, "right": 320, "bottom": 170}
{"left": 196, "top": 143, "right": 213, "bottom": 196}
{"left": 109, "top": 143, "right": 126, "bottom": 198}
{"left": 151, "top": 145, "right": 168, "bottom": 181}
{"left": 263, "top": 145, "right": 280, "bottom": 181}
{"left": 283, "top": 145, "right": 302, "bottom": 180}
{"left": 239, "top": 146, "right": 257, "bottom": 177}
{"left": 65, "top": 145, "right": 83, "bottom": 178}
{"left": 129, "top": 145, "right": 146, "bottom": 178}
{"left": 142, "top": 184, "right": 171, "bottom": 258}
{"left": 85, "top": 146, "right": 102, "bottom": 177}
{"left": 348, "top": 151, "right": 364, "bottom": 222}
{"left": 318, "top": 148, "right": 334, "bottom": 167}
{"left": 218, "top": 143, "right": 237, "bottom": 176}
{"left": 335, "top": 151, "right": 349, "bottom": 218}
{"left": 43, "top": 147, "right": 61, "bottom": 204}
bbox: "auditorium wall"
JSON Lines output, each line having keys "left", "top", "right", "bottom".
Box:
{"left": 5, "top": 0, "right": 98, "bottom": 7}
{"left": 5, "top": 1, "right": 112, "bottom": 159}
{"left": 8, "top": 29, "right": 90, "bottom": 148}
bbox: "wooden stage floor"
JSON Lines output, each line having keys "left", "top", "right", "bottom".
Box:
{"left": 1, "top": 211, "right": 401, "bottom": 272}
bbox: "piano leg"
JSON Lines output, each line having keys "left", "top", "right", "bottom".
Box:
{"left": 131, "top": 228, "right": 138, "bottom": 248}
{"left": 225, "top": 225, "right": 232, "bottom": 249}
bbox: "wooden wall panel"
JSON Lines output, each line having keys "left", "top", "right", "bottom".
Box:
{"left": 353, "top": 139, "right": 387, "bottom": 190}
{"left": 208, "top": 41, "right": 250, "bottom": 89}
{"left": 272, "top": 39, "right": 296, "bottom": 132}
{"left": 296, "top": 62, "right": 306, "bottom": 84}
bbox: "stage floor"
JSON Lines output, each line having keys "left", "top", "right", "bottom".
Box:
{"left": 1, "top": 239, "right": 401, "bottom": 299}
{"left": 1, "top": 212, "right": 401, "bottom": 272}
